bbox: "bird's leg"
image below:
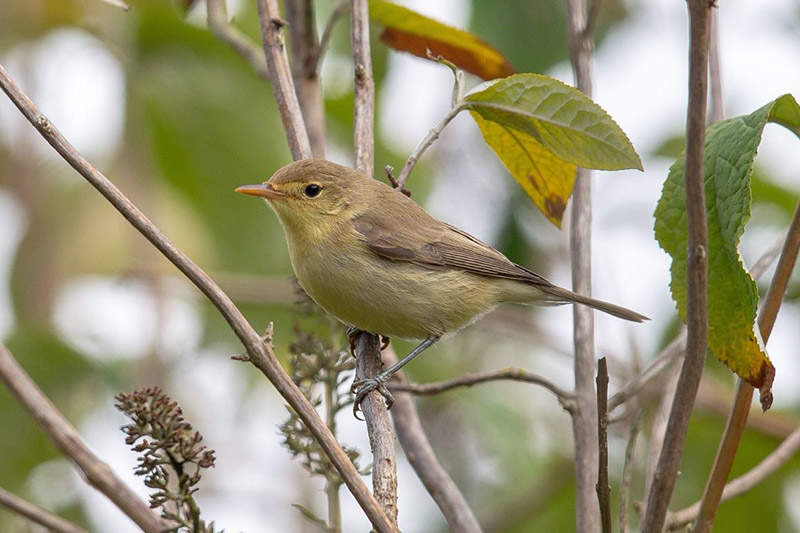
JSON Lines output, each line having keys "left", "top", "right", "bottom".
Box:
{"left": 346, "top": 326, "right": 361, "bottom": 356}
{"left": 351, "top": 336, "right": 439, "bottom": 417}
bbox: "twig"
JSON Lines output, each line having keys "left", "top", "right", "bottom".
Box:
{"left": 640, "top": 1, "right": 712, "bottom": 530}
{"left": 565, "top": 0, "right": 599, "bottom": 529}
{"left": 708, "top": 8, "right": 724, "bottom": 124}
{"left": 0, "top": 345, "right": 167, "bottom": 532}
{"left": 395, "top": 104, "right": 464, "bottom": 190}
{"left": 206, "top": 0, "right": 270, "bottom": 80}
{"left": 693, "top": 196, "right": 800, "bottom": 532}
{"left": 354, "top": 333, "right": 399, "bottom": 525}
{"left": 389, "top": 367, "right": 575, "bottom": 410}
{"left": 311, "top": 0, "right": 349, "bottom": 72}
{"left": 0, "top": 486, "right": 89, "bottom": 533}
{"left": 595, "top": 358, "right": 611, "bottom": 533}
{"left": 384, "top": 348, "right": 483, "bottom": 533}
{"left": 0, "top": 63, "right": 395, "bottom": 533}
{"left": 619, "top": 410, "right": 642, "bottom": 533}
{"left": 351, "top": 0, "right": 375, "bottom": 177}
{"left": 255, "top": 0, "right": 313, "bottom": 160}
{"left": 285, "top": 0, "right": 327, "bottom": 157}
{"left": 666, "top": 423, "right": 800, "bottom": 530}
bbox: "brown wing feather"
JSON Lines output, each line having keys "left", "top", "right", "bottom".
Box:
{"left": 353, "top": 213, "right": 553, "bottom": 288}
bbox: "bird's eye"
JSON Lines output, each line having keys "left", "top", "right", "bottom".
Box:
{"left": 304, "top": 184, "right": 321, "bottom": 198}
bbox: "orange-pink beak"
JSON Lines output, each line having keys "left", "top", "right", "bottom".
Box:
{"left": 235, "top": 183, "right": 285, "bottom": 199}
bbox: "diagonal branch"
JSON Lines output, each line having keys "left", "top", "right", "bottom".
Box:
{"left": 255, "top": 0, "right": 313, "bottom": 160}
{"left": 640, "top": 1, "right": 712, "bottom": 530}
{"left": 0, "top": 345, "right": 166, "bottom": 533}
{"left": 692, "top": 194, "right": 800, "bottom": 532}
{"left": 386, "top": 345, "right": 482, "bottom": 532}
{"left": 0, "top": 486, "right": 88, "bottom": 533}
{"left": 0, "top": 63, "right": 395, "bottom": 533}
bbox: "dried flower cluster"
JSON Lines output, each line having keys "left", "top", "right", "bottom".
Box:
{"left": 115, "top": 386, "right": 219, "bottom": 533}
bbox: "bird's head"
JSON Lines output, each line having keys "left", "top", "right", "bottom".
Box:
{"left": 236, "top": 159, "right": 368, "bottom": 232}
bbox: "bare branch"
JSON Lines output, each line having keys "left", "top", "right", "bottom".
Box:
{"left": 0, "top": 344, "right": 167, "bottom": 532}
{"left": 595, "top": 358, "right": 611, "bottom": 533}
{"left": 708, "top": 8, "right": 724, "bottom": 124}
{"left": 0, "top": 63, "right": 394, "bottom": 533}
{"left": 565, "top": 0, "right": 599, "bottom": 528}
{"left": 640, "top": 1, "right": 712, "bottom": 530}
{"left": 384, "top": 348, "right": 482, "bottom": 532}
{"left": 667, "top": 423, "right": 800, "bottom": 530}
{"left": 389, "top": 367, "right": 575, "bottom": 410}
{"left": 255, "top": 0, "right": 313, "bottom": 160}
{"left": 395, "top": 103, "right": 464, "bottom": 191}
{"left": 206, "top": 0, "right": 270, "bottom": 80}
{"left": 693, "top": 195, "right": 800, "bottom": 532}
{"left": 0, "top": 486, "right": 89, "bottom": 533}
{"left": 311, "top": 0, "right": 350, "bottom": 72}
{"left": 354, "top": 333, "right": 398, "bottom": 525}
{"left": 285, "top": 0, "right": 327, "bottom": 157}
{"left": 351, "top": 0, "right": 375, "bottom": 176}
{"left": 619, "top": 411, "right": 643, "bottom": 533}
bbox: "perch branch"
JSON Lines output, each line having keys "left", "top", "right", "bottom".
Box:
{"left": 0, "top": 63, "right": 394, "bottom": 533}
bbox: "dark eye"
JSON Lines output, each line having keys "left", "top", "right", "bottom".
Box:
{"left": 304, "top": 184, "right": 321, "bottom": 197}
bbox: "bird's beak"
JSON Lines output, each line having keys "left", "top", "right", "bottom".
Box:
{"left": 235, "top": 183, "right": 285, "bottom": 199}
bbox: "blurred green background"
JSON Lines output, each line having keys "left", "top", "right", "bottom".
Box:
{"left": 1, "top": 0, "right": 799, "bottom": 531}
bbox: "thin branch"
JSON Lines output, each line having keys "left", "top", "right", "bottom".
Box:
{"left": 351, "top": 0, "right": 375, "bottom": 177}
{"left": 708, "top": 8, "right": 724, "bottom": 124}
{"left": 354, "top": 334, "right": 399, "bottom": 525}
{"left": 693, "top": 195, "right": 800, "bottom": 532}
{"left": 206, "top": 0, "right": 270, "bottom": 80}
{"left": 285, "top": 0, "right": 327, "bottom": 157}
{"left": 389, "top": 367, "right": 575, "bottom": 410}
{"left": 384, "top": 348, "right": 483, "bottom": 533}
{"left": 255, "top": 0, "right": 313, "bottom": 160}
{"left": 565, "top": 0, "right": 599, "bottom": 529}
{"left": 667, "top": 423, "right": 800, "bottom": 530}
{"left": 619, "top": 410, "right": 642, "bottom": 533}
{"left": 311, "top": 0, "right": 350, "bottom": 72}
{"left": 640, "top": 1, "right": 712, "bottom": 530}
{"left": 395, "top": 103, "right": 464, "bottom": 191}
{"left": 595, "top": 358, "right": 611, "bottom": 533}
{"left": 0, "top": 486, "right": 89, "bottom": 533}
{"left": 0, "top": 63, "right": 395, "bottom": 533}
{"left": 0, "top": 345, "right": 166, "bottom": 533}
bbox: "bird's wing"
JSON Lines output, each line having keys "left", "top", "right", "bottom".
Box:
{"left": 353, "top": 212, "right": 553, "bottom": 287}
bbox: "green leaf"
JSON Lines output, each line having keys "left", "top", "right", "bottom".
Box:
{"left": 368, "top": 0, "right": 515, "bottom": 80}
{"left": 654, "top": 94, "right": 800, "bottom": 406}
{"left": 464, "top": 74, "right": 643, "bottom": 171}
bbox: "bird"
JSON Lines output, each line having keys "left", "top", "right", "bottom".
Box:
{"left": 236, "top": 159, "right": 647, "bottom": 414}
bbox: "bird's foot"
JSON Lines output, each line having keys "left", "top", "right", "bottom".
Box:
{"left": 351, "top": 373, "right": 394, "bottom": 419}
{"left": 346, "top": 326, "right": 361, "bottom": 356}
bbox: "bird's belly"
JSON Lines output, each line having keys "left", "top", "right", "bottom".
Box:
{"left": 293, "top": 251, "right": 498, "bottom": 340}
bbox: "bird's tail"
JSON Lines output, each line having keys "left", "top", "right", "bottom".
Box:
{"left": 538, "top": 285, "right": 648, "bottom": 323}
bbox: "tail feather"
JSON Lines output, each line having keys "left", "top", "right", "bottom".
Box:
{"left": 539, "top": 285, "right": 648, "bottom": 323}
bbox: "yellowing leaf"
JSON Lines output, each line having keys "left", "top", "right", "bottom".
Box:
{"left": 654, "top": 94, "right": 800, "bottom": 410}
{"left": 368, "top": 0, "right": 514, "bottom": 80}
{"left": 465, "top": 74, "right": 642, "bottom": 171}
{"left": 471, "top": 112, "right": 576, "bottom": 226}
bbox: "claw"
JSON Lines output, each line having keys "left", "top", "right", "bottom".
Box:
{"left": 380, "top": 335, "right": 391, "bottom": 351}
{"left": 346, "top": 326, "right": 360, "bottom": 356}
{"left": 351, "top": 375, "right": 395, "bottom": 418}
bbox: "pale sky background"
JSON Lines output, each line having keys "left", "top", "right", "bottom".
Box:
{"left": 1, "top": 0, "right": 799, "bottom": 531}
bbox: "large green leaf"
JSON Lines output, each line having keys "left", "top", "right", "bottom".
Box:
{"left": 368, "top": 0, "right": 514, "bottom": 80}
{"left": 654, "top": 94, "right": 800, "bottom": 407}
{"left": 464, "top": 74, "right": 642, "bottom": 171}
